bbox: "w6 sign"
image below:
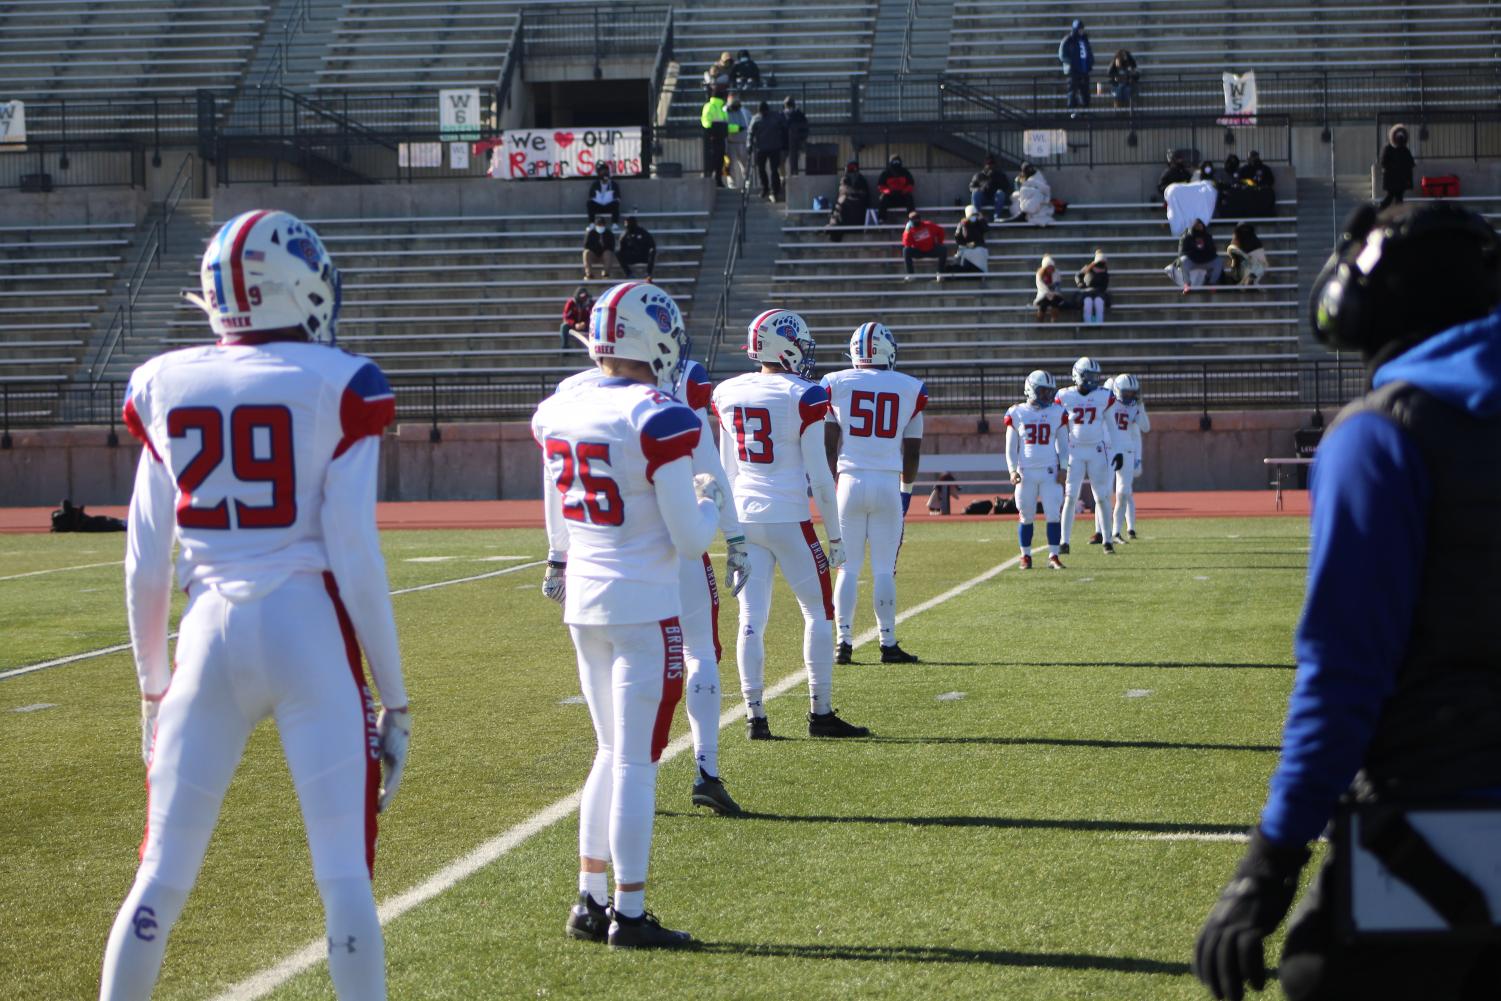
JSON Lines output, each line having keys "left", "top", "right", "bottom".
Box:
{"left": 487, "top": 127, "right": 643, "bottom": 179}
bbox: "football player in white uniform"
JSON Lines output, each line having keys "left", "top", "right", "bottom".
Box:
{"left": 1004, "top": 370, "right": 1071, "bottom": 570}
{"left": 533, "top": 281, "right": 722, "bottom": 949}
{"left": 821, "top": 322, "right": 926, "bottom": 665}
{"left": 101, "top": 211, "right": 409, "bottom": 1001}
{"left": 1106, "top": 373, "right": 1149, "bottom": 540}
{"left": 1057, "top": 356, "right": 1124, "bottom": 555}
{"left": 546, "top": 331, "right": 751, "bottom": 817}
{"left": 713, "top": 309, "right": 869, "bottom": 739}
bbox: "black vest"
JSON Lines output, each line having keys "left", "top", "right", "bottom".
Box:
{"left": 1329, "top": 381, "right": 1501, "bottom": 798}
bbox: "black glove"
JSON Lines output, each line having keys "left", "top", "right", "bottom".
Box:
{"left": 1112, "top": 453, "right": 1124, "bottom": 471}
{"left": 1193, "top": 828, "right": 1310, "bottom": 1001}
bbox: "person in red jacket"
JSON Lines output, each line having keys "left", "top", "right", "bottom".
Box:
{"left": 877, "top": 156, "right": 917, "bottom": 221}
{"left": 559, "top": 286, "right": 593, "bottom": 351}
{"left": 901, "top": 211, "right": 948, "bottom": 281}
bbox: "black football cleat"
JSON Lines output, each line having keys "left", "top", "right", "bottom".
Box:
{"left": 1059, "top": 542, "right": 1071, "bottom": 555}
{"left": 1114, "top": 532, "right": 1126, "bottom": 543}
{"left": 880, "top": 643, "right": 919, "bottom": 664}
{"left": 836, "top": 641, "right": 853, "bottom": 665}
{"left": 1103, "top": 542, "right": 1116, "bottom": 555}
{"left": 1019, "top": 554, "right": 1033, "bottom": 570}
{"left": 808, "top": 709, "right": 870, "bottom": 738}
{"left": 747, "top": 716, "right": 772, "bottom": 741}
{"left": 1088, "top": 532, "right": 1104, "bottom": 545}
{"left": 566, "top": 892, "right": 610, "bottom": 943}
{"left": 607, "top": 910, "right": 694, "bottom": 950}
{"left": 691, "top": 773, "right": 742, "bottom": 815}
{"left": 1128, "top": 529, "right": 1138, "bottom": 540}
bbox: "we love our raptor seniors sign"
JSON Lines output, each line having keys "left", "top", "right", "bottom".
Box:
{"left": 487, "top": 127, "right": 643, "bottom": 179}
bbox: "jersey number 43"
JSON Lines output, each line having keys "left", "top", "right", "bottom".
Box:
{"left": 544, "top": 437, "right": 624, "bottom": 526}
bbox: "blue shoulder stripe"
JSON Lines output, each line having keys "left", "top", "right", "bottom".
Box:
{"left": 347, "top": 361, "right": 393, "bottom": 401}
{"left": 642, "top": 403, "right": 702, "bottom": 442}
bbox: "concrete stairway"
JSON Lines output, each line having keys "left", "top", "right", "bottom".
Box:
{"left": 871, "top": 0, "right": 956, "bottom": 76}
{"left": 1293, "top": 174, "right": 1364, "bottom": 355}
{"left": 229, "top": 0, "right": 347, "bottom": 130}
{"left": 689, "top": 185, "right": 786, "bottom": 378}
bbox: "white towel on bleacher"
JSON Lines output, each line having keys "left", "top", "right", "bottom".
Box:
{"left": 1164, "top": 181, "right": 1218, "bottom": 237}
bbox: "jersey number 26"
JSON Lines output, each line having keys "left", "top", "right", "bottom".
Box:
{"left": 545, "top": 438, "right": 624, "bottom": 526}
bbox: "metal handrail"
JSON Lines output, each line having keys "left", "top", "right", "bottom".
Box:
{"left": 705, "top": 177, "right": 752, "bottom": 372}
{"left": 254, "top": 0, "right": 313, "bottom": 94}
{"left": 898, "top": 0, "right": 919, "bottom": 77}
{"left": 86, "top": 306, "right": 127, "bottom": 385}
{"left": 495, "top": 15, "right": 525, "bottom": 114}
{"left": 648, "top": 8, "right": 675, "bottom": 129}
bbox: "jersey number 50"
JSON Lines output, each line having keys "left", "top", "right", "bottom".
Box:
{"left": 545, "top": 438, "right": 624, "bottom": 526}
{"left": 167, "top": 405, "right": 296, "bottom": 530}
{"left": 848, "top": 390, "right": 900, "bottom": 438}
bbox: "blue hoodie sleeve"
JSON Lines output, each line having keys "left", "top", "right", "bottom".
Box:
{"left": 1259, "top": 411, "right": 1431, "bottom": 846}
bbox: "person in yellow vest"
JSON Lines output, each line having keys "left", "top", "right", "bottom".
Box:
{"left": 700, "top": 94, "right": 739, "bottom": 187}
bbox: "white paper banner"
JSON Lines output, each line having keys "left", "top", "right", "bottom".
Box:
{"left": 449, "top": 142, "right": 469, "bottom": 170}
{"left": 438, "top": 89, "right": 482, "bottom": 141}
{"left": 1023, "top": 129, "right": 1067, "bottom": 159}
{"left": 0, "top": 101, "right": 26, "bottom": 146}
{"left": 489, "top": 127, "right": 643, "bottom": 180}
{"left": 1219, "top": 71, "right": 1258, "bottom": 125}
{"left": 398, "top": 142, "right": 443, "bottom": 169}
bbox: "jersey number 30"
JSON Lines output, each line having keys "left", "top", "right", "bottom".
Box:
{"left": 167, "top": 405, "right": 296, "bottom": 530}
{"left": 545, "top": 438, "right": 624, "bottom": 526}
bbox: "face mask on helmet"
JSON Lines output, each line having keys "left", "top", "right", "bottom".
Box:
{"left": 1072, "top": 357, "right": 1102, "bottom": 393}
{"left": 588, "top": 282, "right": 689, "bottom": 391}
{"left": 1024, "top": 370, "right": 1056, "bottom": 406}
{"left": 1114, "top": 374, "right": 1140, "bottom": 404}
{"left": 746, "top": 308, "right": 813, "bottom": 377}
{"left": 186, "top": 210, "right": 341, "bottom": 343}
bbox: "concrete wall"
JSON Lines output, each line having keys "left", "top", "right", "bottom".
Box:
{"left": 0, "top": 408, "right": 1316, "bottom": 506}
{"left": 214, "top": 175, "right": 715, "bottom": 221}
{"left": 1367, "top": 159, "right": 1501, "bottom": 200}
{"left": 0, "top": 185, "right": 149, "bottom": 226}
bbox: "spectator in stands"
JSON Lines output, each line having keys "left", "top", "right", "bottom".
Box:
{"left": 582, "top": 216, "right": 622, "bottom": 280}
{"left": 704, "top": 52, "right": 733, "bottom": 97}
{"left": 585, "top": 163, "right": 622, "bottom": 228}
{"left": 877, "top": 156, "right": 917, "bottom": 221}
{"left": 1169, "top": 218, "right": 1222, "bottom": 292}
{"left": 1076, "top": 249, "right": 1110, "bottom": 323}
{"left": 559, "top": 286, "right": 593, "bottom": 351}
{"left": 749, "top": 100, "right": 787, "bottom": 202}
{"left": 969, "top": 154, "right": 1004, "bottom": 218}
{"left": 901, "top": 211, "right": 948, "bottom": 281}
{"left": 1238, "top": 149, "right": 1276, "bottom": 192}
{"left": 1158, "top": 150, "right": 1192, "bottom": 200}
{"left": 1058, "top": 19, "right": 1094, "bottom": 116}
{"left": 1379, "top": 124, "right": 1415, "bottom": 209}
{"left": 617, "top": 214, "right": 657, "bottom": 281}
{"left": 731, "top": 50, "right": 762, "bottom": 93}
{"left": 1034, "top": 254, "right": 1066, "bottom": 321}
{"left": 1108, "top": 49, "right": 1139, "bottom": 108}
{"left": 1008, "top": 162, "right": 1055, "bottom": 225}
{"left": 1226, "top": 222, "right": 1269, "bottom": 286}
{"left": 783, "top": 96, "right": 810, "bottom": 176}
{"left": 700, "top": 91, "right": 738, "bottom": 186}
{"left": 826, "top": 161, "right": 870, "bottom": 243}
{"left": 725, "top": 92, "right": 752, "bottom": 189}
{"left": 1223, "top": 154, "right": 1242, "bottom": 183}
{"left": 1193, "top": 159, "right": 1217, "bottom": 185}
{"left": 953, "top": 204, "right": 990, "bottom": 273}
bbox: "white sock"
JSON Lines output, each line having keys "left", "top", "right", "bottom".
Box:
{"left": 100, "top": 879, "right": 188, "bottom": 1001}
{"left": 873, "top": 573, "right": 896, "bottom": 646}
{"left": 580, "top": 870, "right": 608, "bottom": 905}
{"left": 684, "top": 655, "right": 720, "bottom": 777}
{"left": 320, "top": 877, "right": 386, "bottom": 1001}
{"left": 1049, "top": 544, "right": 1060, "bottom": 557}
{"left": 833, "top": 566, "right": 858, "bottom": 645}
{"left": 614, "top": 888, "right": 645, "bottom": 919}
{"left": 608, "top": 760, "right": 659, "bottom": 887}
{"left": 1021, "top": 545, "right": 1032, "bottom": 556}
{"left": 744, "top": 692, "right": 765, "bottom": 720}
{"left": 806, "top": 617, "right": 834, "bottom": 714}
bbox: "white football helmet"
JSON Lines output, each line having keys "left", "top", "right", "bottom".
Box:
{"left": 1072, "top": 356, "right": 1103, "bottom": 392}
{"left": 1024, "top": 369, "right": 1057, "bottom": 406}
{"left": 186, "top": 210, "right": 341, "bottom": 342}
{"left": 588, "top": 281, "right": 689, "bottom": 391}
{"left": 747, "top": 308, "right": 816, "bottom": 378}
{"left": 1114, "top": 372, "right": 1141, "bottom": 404}
{"left": 849, "top": 321, "right": 897, "bottom": 369}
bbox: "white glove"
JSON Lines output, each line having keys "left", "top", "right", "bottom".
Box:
{"left": 140, "top": 698, "right": 160, "bottom": 767}
{"left": 826, "top": 537, "right": 846, "bottom": 570}
{"left": 377, "top": 707, "right": 411, "bottom": 814}
{"left": 693, "top": 472, "right": 724, "bottom": 511}
{"left": 542, "top": 560, "right": 566, "bottom": 604}
{"left": 725, "top": 534, "right": 750, "bottom": 596}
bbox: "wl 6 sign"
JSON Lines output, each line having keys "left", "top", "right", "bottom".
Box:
{"left": 488, "top": 127, "right": 643, "bottom": 179}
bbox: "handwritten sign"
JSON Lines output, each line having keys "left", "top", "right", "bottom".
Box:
{"left": 488, "top": 127, "right": 643, "bottom": 180}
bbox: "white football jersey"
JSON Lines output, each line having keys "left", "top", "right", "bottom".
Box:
{"left": 556, "top": 365, "right": 606, "bottom": 396}
{"left": 532, "top": 378, "right": 700, "bottom": 600}
{"left": 1004, "top": 401, "right": 1068, "bottom": 470}
{"left": 1057, "top": 386, "right": 1119, "bottom": 447}
{"left": 1111, "top": 398, "right": 1149, "bottom": 448}
{"left": 122, "top": 342, "right": 395, "bottom": 599}
{"left": 712, "top": 370, "right": 830, "bottom": 523}
{"left": 821, "top": 367, "right": 927, "bottom": 474}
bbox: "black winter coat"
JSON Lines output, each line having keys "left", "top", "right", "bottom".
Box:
{"left": 749, "top": 111, "right": 787, "bottom": 153}
{"left": 1381, "top": 144, "right": 1416, "bottom": 194}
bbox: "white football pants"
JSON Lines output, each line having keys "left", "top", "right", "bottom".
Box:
{"left": 833, "top": 470, "right": 904, "bottom": 647}
{"left": 571, "top": 618, "right": 683, "bottom": 886}
{"left": 100, "top": 572, "right": 384, "bottom": 1001}
{"left": 1095, "top": 447, "right": 1138, "bottom": 536}
{"left": 735, "top": 520, "right": 835, "bottom": 718}
{"left": 677, "top": 554, "right": 723, "bottom": 777}
{"left": 1062, "top": 441, "right": 1115, "bottom": 544}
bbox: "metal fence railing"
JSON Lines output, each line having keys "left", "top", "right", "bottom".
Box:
{"left": 1374, "top": 112, "right": 1501, "bottom": 164}
{"left": 705, "top": 176, "right": 751, "bottom": 372}
{"left": 2, "top": 359, "right": 1366, "bottom": 433}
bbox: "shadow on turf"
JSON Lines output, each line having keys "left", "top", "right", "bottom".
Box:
{"left": 690, "top": 940, "right": 1191, "bottom": 976}
{"left": 661, "top": 811, "right": 1250, "bottom": 837}
{"left": 869, "top": 736, "right": 1280, "bottom": 752}
{"left": 994, "top": 660, "right": 1294, "bottom": 671}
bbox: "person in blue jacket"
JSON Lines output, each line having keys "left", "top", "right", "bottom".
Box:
{"left": 1058, "top": 20, "right": 1094, "bottom": 114}
{"left": 1193, "top": 202, "right": 1501, "bottom": 1001}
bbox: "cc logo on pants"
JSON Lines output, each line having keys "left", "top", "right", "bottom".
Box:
{"left": 132, "top": 905, "right": 158, "bottom": 942}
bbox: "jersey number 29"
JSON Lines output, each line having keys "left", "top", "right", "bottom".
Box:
{"left": 167, "top": 405, "right": 296, "bottom": 530}
{"left": 545, "top": 438, "right": 624, "bottom": 526}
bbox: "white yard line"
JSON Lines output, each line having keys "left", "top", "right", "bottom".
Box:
{"left": 0, "top": 562, "right": 546, "bottom": 682}
{"left": 209, "top": 553, "right": 1022, "bottom": 1001}
{"left": 1123, "top": 832, "right": 1252, "bottom": 843}
{"left": 0, "top": 560, "right": 124, "bottom": 582}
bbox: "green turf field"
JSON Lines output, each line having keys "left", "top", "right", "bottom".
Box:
{"left": 0, "top": 517, "right": 1315, "bottom": 1000}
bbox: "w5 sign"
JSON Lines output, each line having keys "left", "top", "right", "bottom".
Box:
{"left": 0, "top": 101, "right": 25, "bottom": 146}
{"left": 487, "top": 128, "right": 643, "bottom": 179}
